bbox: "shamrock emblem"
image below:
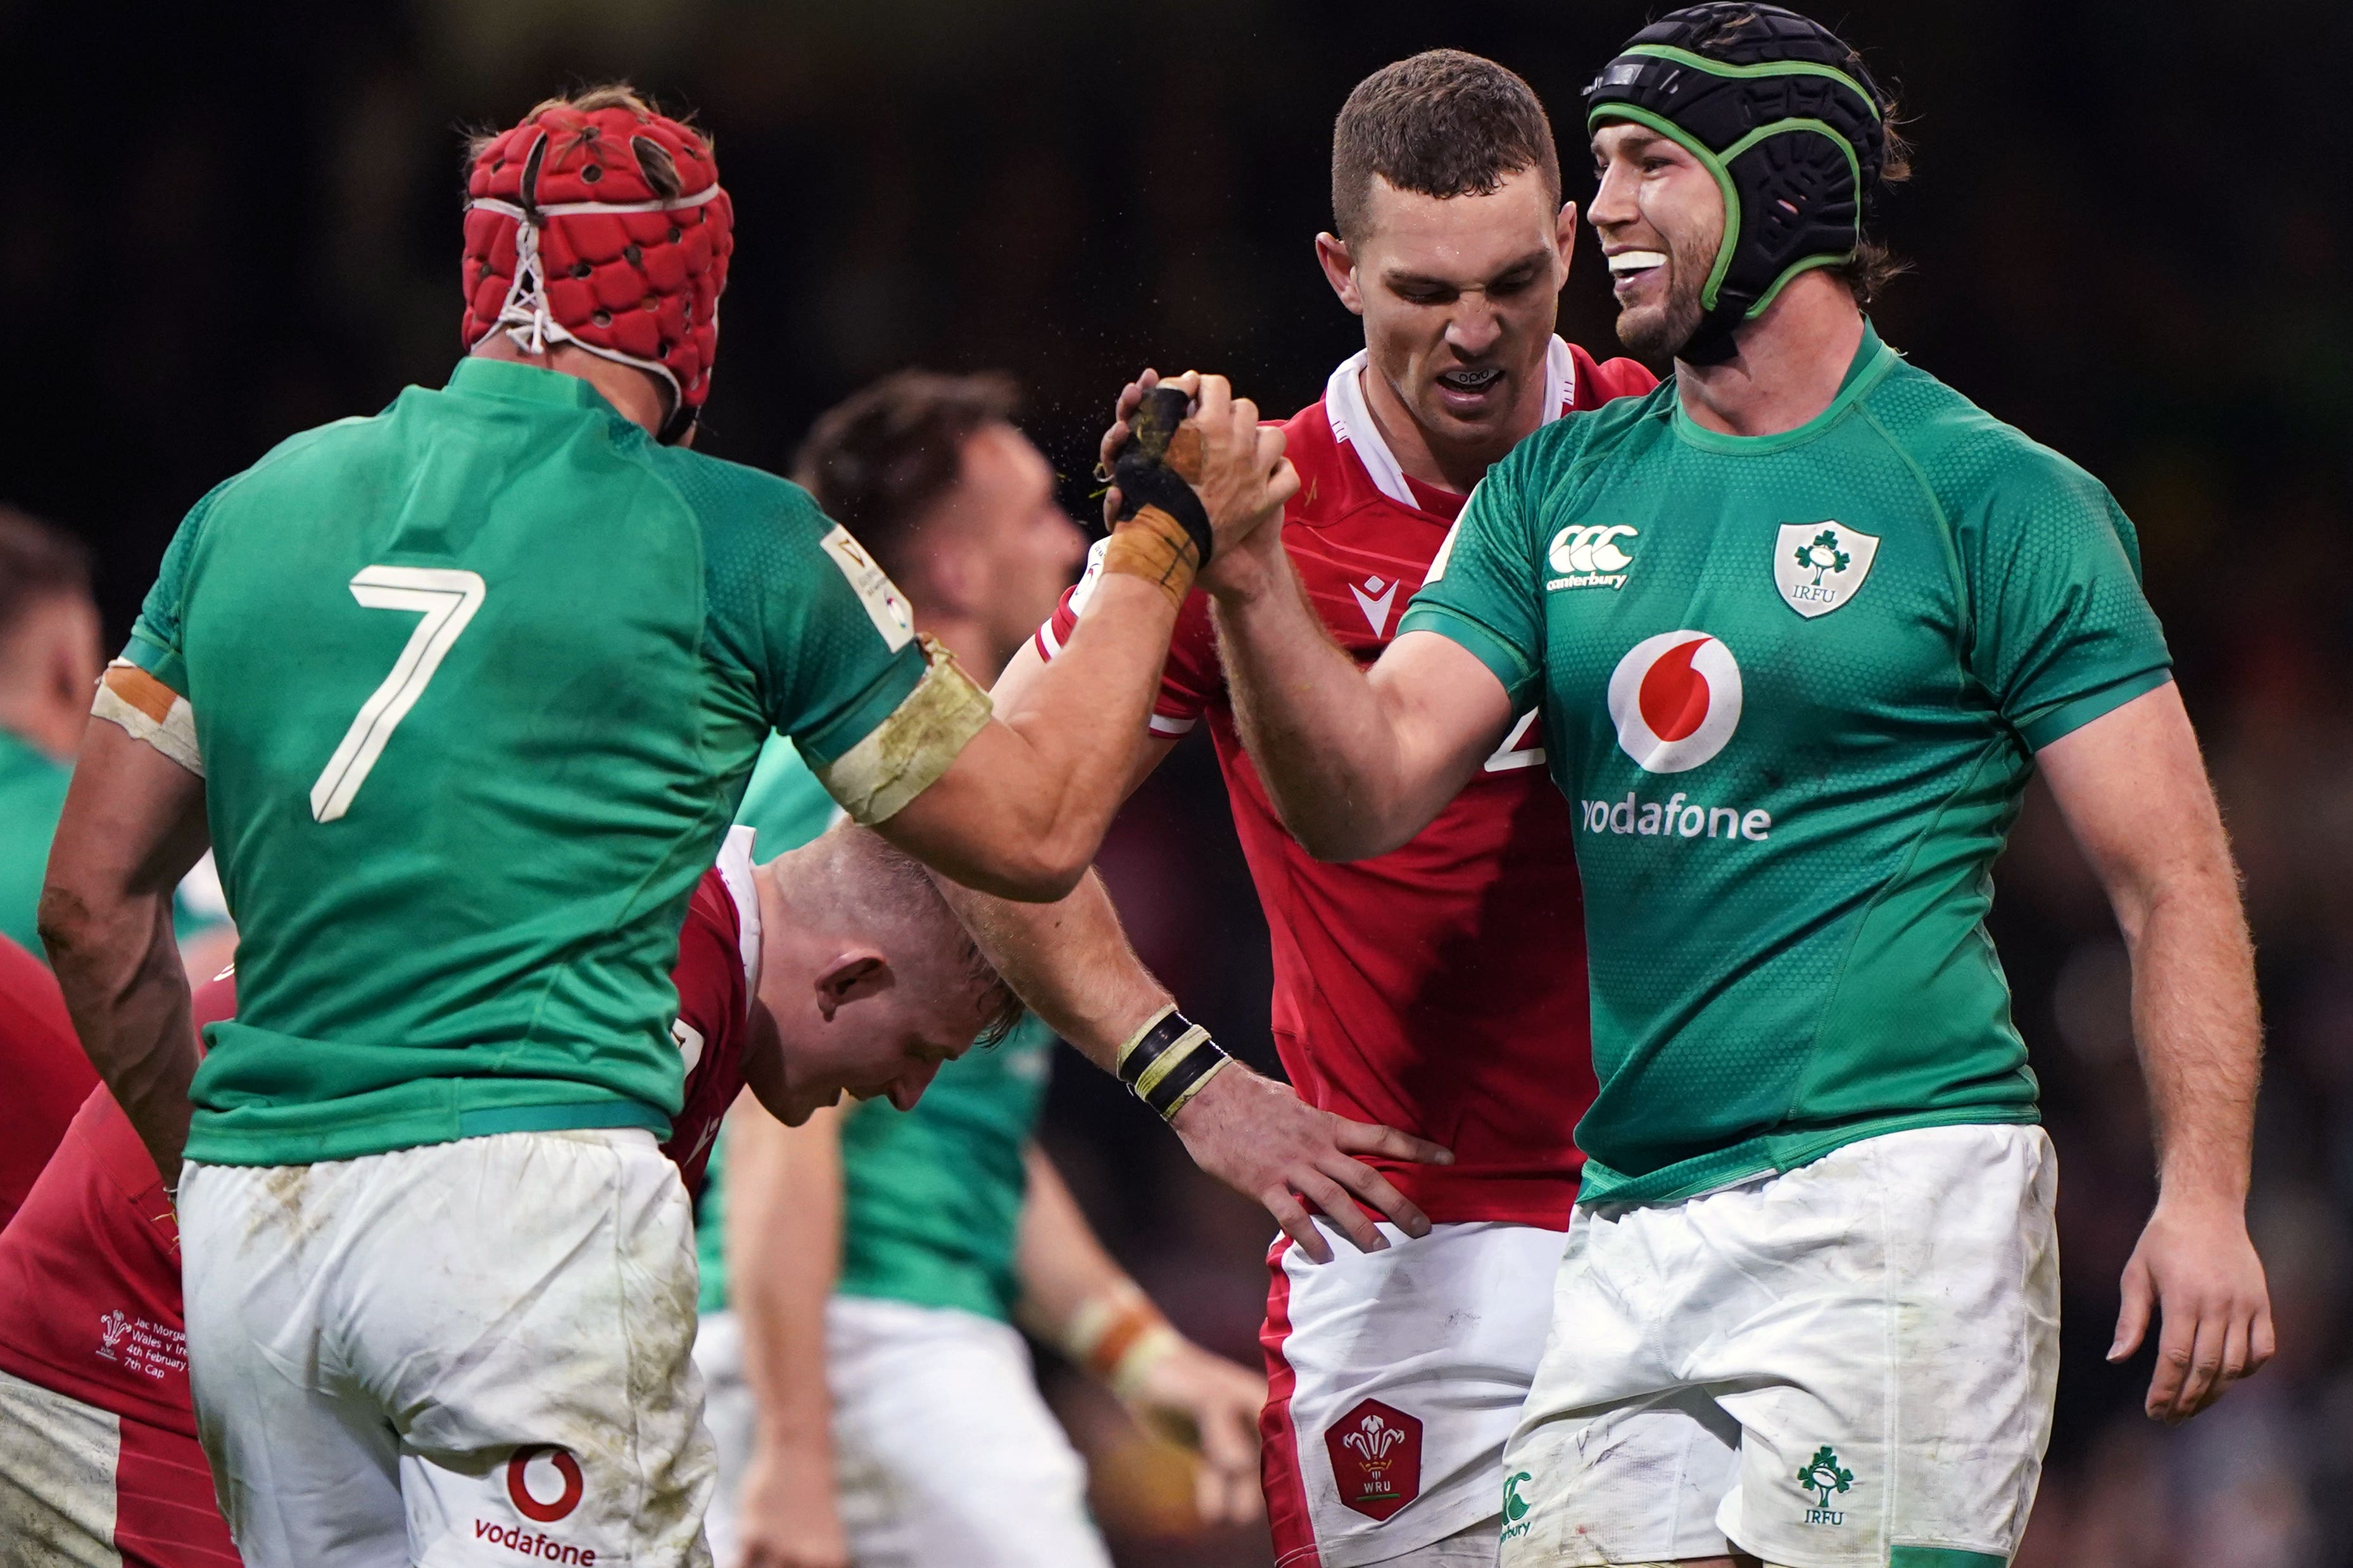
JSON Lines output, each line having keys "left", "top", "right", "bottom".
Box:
{"left": 1796, "top": 1445, "right": 1854, "bottom": 1507}
{"left": 1793, "top": 529, "right": 1851, "bottom": 586}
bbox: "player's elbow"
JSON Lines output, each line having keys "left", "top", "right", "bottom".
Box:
{"left": 1284, "top": 796, "right": 1418, "bottom": 864}
{"left": 938, "top": 836, "right": 1089, "bottom": 903}
{"left": 35, "top": 880, "right": 103, "bottom": 967}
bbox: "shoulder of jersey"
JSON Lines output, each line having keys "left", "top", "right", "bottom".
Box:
{"left": 641, "top": 442, "right": 830, "bottom": 529}
{"left": 1858, "top": 356, "right": 2110, "bottom": 513}
{"left": 1276, "top": 395, "right": 1361, "bottom": 528}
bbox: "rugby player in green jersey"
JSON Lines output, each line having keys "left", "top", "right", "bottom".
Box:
{"left": 1180, "top": 8, "right": 2274, "bottom": 1566}
{"left": 35, "top": 86, "right": 1294, "bottom": 1568}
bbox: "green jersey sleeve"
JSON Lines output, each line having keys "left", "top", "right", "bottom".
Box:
{"left": 1397, "top": 449, "right": 1546, "bottom": 708}
{"left": 123, "top": 480, "right": 236, "bottom": 697}
{"left": 656, "top": 450, "right": 928, "bottom": 769}
{"left": 1959, "top": 449, "right": 2172, "bottom": 750}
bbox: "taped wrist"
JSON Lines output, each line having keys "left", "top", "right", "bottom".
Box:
{"left": 1102, "top": 506, "right": 1201, "bottom": 609}
{"left": 1106, "top": 384, "right": 1214, "bottom": 606}
{"left": 1062, "top": 1279, "right": 1179, "bottom": 1400}
{"left": 1114, "top": 1003, "right": 1232, "bottom": 1122}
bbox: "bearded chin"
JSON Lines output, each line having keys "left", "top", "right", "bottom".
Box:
{"left": 1616, "top": 271, "right": 1706, "bottom": 361}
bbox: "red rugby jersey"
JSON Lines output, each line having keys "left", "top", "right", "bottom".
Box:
{"left": 0, "top": 932, "right": 98, "bottom": 1230}
{"left": 1039, "top": 339, "right": 1655, "bottom": 1227}
{"left": 0, "top": 833, "right": 760, "bottom": 1431}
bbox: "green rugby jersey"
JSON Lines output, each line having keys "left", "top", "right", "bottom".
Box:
{"left": 1401, "top": 323, "right": 2171, "bottom": 1205}
{"left": 697, "top": 735, "right": 1050, "bottom": 1322}
{"left": 1, "top": 731, "right": 225, "bottom": 961}
{"left": 126, "top": 358, "right": 933, "bottom": 1167}
{"left": 0, "top": 730, "right": 73, "bottom": 957}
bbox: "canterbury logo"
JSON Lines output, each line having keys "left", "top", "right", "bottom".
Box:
{"left": 1547, "top": 525, "right": 1637, "bottom": 575}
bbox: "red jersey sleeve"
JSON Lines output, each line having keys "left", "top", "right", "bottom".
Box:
{"left": 664, "top": 832, "right": 760, "bottom": 1198}
{"left": 0, "top": 935, "right": 98, "bottom": 1229}
{"left": 1033, "top": 539, "right": 1218, "bottom": 737}
{"left": 1568, "top": 341, "right": 1660, "bottom": 410}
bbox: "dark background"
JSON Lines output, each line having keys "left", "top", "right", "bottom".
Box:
{"left": 8, "top": 2, "right": 2349, "bottom": 1563}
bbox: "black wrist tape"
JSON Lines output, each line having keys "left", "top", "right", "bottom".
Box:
{"left": 1113, "top": 386, "right": 1214, "bottom": 567}
{"left": 1115, "top": 1005, "right": 1232, "bottom": 1122}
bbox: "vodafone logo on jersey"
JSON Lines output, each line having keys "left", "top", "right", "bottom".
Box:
{"left": 1607, "top": 631, "right": 1742, "bottom": 774}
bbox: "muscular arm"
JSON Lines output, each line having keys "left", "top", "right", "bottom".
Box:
{"left": 37, "top": 722, "right": 210, "bottom": 1188}
{"left": 2038, "top": 681, "right": 2273, "bottom": 1421}
{"left": 725, "top": 1098, "right": 852, "bottom": 1568}
{"left": 926, "top": 643, "right": 1450, "bottom": 1261}
{"left": 876, "top": 375, "right": 1294, "bottom": 902}
{"left": 1013, "top": 1145, "right": 1264, "bottom": 1526}
{"left": 1208, "top": 547, "right": 1514, "bottom": 860}
{"left": 874, "top": 572, "right": 1183, "bottom": 900}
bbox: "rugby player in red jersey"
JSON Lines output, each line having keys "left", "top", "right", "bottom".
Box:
{"left": 0, "top": 826, "right": 1017, "bottom": 1568}
{"left": 0, "top": 932, "right": 95, "bottom": 1229}
{"left": 945, "top": 51, "right": 1653, "bottom": 1568}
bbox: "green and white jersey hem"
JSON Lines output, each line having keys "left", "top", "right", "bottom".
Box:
{"left": 1575, "top": 1105, "right": 2044, "bottom": 1209}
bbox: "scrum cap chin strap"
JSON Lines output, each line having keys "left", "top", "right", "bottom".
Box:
{"left": 1585, "top": 3, "right": 1886, "bottom": 365}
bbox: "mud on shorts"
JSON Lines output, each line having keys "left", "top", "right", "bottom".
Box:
{"left": 1498, "top": 1124, "right": 2060, "bottom": 1568}
{"left": 1261, "top": 1219, "right": 1569, "bottom": 1567}
{"left": 0, "top": 1367, "right": 239, "bottom": 1568}
{"left": 179, "top": 1128, "right": 714, "bottom": 1568}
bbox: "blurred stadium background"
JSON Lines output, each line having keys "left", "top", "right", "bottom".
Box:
{"left": 6, "top": 1, "right": 2347, "bottom": 1564}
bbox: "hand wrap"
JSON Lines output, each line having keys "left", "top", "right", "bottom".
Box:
{"left": 1115, "top": 1003, "right": 1232, "bottom": 1122}
{"left": 1105, "top": 386, "right": 1216, "bottom": 607}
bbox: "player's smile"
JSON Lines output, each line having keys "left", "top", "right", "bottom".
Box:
{"left": 1605, "top": 248, "right": 1668, "bottom": 301}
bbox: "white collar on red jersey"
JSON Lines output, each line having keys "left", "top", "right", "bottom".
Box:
{"left": 714, "top": 822, "right": 764, "bottom": 1012}
{"left": 1324, "top": 336, "right": 1577, "bottom": 510}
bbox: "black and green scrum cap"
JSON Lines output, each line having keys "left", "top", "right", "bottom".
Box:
{"left": 1584, "top": 3, "right": 1889, "bottom": 363}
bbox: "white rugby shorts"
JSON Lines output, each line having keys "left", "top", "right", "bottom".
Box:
{"left": 698, "top": 1296, "right": 1106, "bottom": 1568}
{"left": 179, "top": 1129, "right": 715, "bottom": 1568}
{"left": 1263, "top": 1220, "right": 1568, "bottom": 1568}
{"left": 828, "top": 1296, "right": 1109, "bottom": 1567}
{"left": 1499, "top": 1123, "right": 2060, "bottom": 1568}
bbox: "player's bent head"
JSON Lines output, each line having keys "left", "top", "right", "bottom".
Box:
{"left": 795, "top": 370, "right": 1085, "bottom": 667}
{"left": 0, "top": 506, "right": 101, "bottom": 760}
{"left": 1584, "top": 3, "right": 1910, "bottom": 363}
{"left": 1323, "top": 51, "right": 1574, "bottom": 442}
{"left": 757, "top": 825, "right": 1025, "bottom": 1119}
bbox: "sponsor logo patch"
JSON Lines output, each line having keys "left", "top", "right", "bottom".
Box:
{"left": 507, "top": 1445, "right": 585, "bottom": 1524}
{"left": 1500, "top": 1469, "right": 1535, "bottom": 1542}
{"left": 1546, "top": 524, "right": 1639, "bottom": 591}
{"left": 1774, "top": 520, "right": 1879, "bottom": 618}
{"left": 819, "top": 524, "right": 917, "bottom": 651}
{"left": 1351, "top": 574, "right": 1401, "bottom": 637}
{"left": 1325, "top": 1398, "right": 1422, "bottom": 1521}
{"left": 1607, "top": 630, "right": 1742, "bottom": 773}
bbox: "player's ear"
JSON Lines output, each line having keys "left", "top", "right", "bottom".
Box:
{"left": 812, "top": 951, "right": 892, "bottom": 1019}
{"left": 1555, "top": 201, "right": 1579, "bottom": 276}
{"left": 1315, "top": 232, "right": 1364, "bottom": 315}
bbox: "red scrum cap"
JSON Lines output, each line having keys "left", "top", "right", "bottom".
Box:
{"left": 461, "top": 92, "right": 733, "bottom": 443}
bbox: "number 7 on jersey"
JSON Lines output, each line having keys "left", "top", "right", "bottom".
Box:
{"left": 309, "top": 566, "right": 487, "bottom": 823}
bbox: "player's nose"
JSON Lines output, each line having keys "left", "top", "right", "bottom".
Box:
{"left": 1589, "top": 159, "right": 1641, "bottom": 230}
{"left": 1446, "top": 299, "right": 1505, "bottom": 358}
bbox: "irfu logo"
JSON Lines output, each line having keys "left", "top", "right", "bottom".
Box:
{"left": 1793, "top": 529, "right": 1850, "bottom": 586}
{"left": 1499, "top": 1470, "right": 1535, "bottom": 1542}
{"left": 1772, "top": 520, "right": 1880, "bottom": 619}
{"left": 1796, "top": 1445, "right": 1853, "bottom": 1526}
